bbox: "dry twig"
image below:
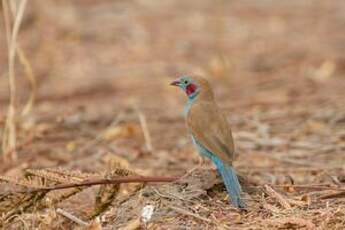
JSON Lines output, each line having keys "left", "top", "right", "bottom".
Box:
{"left": 4, "top": 176, "right": 179, "bottom": 195}
{"left": 137, "top": 110, "right": 153, "bottom": 152}
{"left": 264, "top": 184, "right": 291, "bottom": 209}
{"left": 169, "top": 205, "right": 212, "bottom": 224}
{"left": 1, "top": 0, "right": 28, "bottom": 161}
{"left": 56, "top": 208, "right": 88, "bottom": 226}
{"left": 271, "top": 183, "right": 339, "bottom": 191}
{"left": 320, "top": 191, "right": 345, "bottom": 200}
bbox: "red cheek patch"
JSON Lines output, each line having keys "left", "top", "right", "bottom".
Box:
{"left": 186, "top": 83, "right": 197, "bottom": 96}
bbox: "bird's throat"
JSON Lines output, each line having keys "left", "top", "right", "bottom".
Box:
{"left": 186, "top": 83, "right": 198, "bottom": 97}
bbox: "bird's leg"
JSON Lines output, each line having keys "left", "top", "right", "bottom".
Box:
{"left": 195, "top": 154, "right": 206, "bottom": 169}
{"left": 198, "top": 155, "right": 215, "bottom": 170}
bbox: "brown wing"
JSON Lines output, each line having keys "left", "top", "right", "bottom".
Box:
{"left": 187, "top": 100, "right": 235, "bottom": 165}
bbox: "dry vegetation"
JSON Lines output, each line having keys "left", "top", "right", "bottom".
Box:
{"left": 0, "top": 0, "right": 345, "bottom": 229}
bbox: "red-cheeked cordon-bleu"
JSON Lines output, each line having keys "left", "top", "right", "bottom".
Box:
{"left": 171, "top": 75, "right": 245, "bottom": 208}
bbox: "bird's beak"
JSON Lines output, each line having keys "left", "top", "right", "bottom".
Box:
{"left": 170, "top": 79, "right": 180, "bottom": 87}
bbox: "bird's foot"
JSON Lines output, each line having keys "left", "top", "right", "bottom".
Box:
{"left": 181, "top": 166, "right": 200, "bottom": 179}
{"left": 181, "top": 158, "right": 213, "bottom": 179}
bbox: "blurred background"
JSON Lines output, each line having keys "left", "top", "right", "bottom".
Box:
{"left": 0, "top": 0, "right": 345, "bottom": 228}
{"left": 1, "top": 0, "right": 345, "bottom": 190}
{"left": 1, "top": 0, "right": 344, "bottom": 111}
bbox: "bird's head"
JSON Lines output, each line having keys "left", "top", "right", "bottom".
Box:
{"left": 170, "top": 76, "right": 200, "bottom": 99}
{"left": 170, "top": 75, "right": 214, "bottom": 101}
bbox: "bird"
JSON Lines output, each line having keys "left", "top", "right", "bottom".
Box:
{"left": 170, "top": 75, "right": 245, "bottom": 208}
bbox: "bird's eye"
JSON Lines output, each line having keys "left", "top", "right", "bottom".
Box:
{"left": 184, "top": 80, "right": 188, "bottom": 84}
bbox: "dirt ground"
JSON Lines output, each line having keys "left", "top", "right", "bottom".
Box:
{"left": 0, "top": 0, "right": 345, "bottom": 229}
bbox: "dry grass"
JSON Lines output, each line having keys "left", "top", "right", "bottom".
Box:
{"left": 1, "top": 0, "right": 34, "bottom": 162}
{"left": 0, "top": 0, "right": 345, "bottom": 229}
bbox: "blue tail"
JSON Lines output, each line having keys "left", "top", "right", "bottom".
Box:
{"left": 214, "top": 159, "right": 246, "bottom": 208}
{"left": 192, "top": 138, "right": 245, "bottom": 208}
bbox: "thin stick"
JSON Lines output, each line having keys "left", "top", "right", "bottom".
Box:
{"left": 2, "top": 0, "right": 11, "bottom": 46}
{"left": 244, "top": 182, "right": 340, "bottom": 192}
{"left": 169, "top": 206, "right": 212, "bottom": 224}
{"left": 271, "top": 183, "right": 339, "bottom": 190}
{"left": 264, "top": 184, "right": 291, "bottom": 209}
{"left": 319, "top": 191, "right": 345, "bottom": 200}
{"left": 246, "top": 166, "right": 343, "bottom": 173}
{"left": 137, "top": 110, "right": 153, "bottom": 152}
{"left": 1, "top": 0, "right": 12, "bottom": 160}
{"left": 5, "top": 176, "right": 179, "bottom": 195}
{"left": 56, "top": 208, "right": 88, "bottom": 226}
{"left": 17, "top": 46, "right": 36, "bottom": 116}
{"left": 2, "top": 0, "right": 28, "bottom": 161}
{"left": 7, "top": 1, "right": 36, "bottom": 116}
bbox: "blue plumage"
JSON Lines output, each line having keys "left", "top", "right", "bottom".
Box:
{"left": 193, "top": 137, "right": 245, "bottom": 208}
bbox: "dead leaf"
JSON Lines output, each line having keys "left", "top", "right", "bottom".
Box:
{"left": 102, "top": 123, "right": 140, "bottom": 141}
{"left": 66, "top": 141, "right": 77, "bottom": 152}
